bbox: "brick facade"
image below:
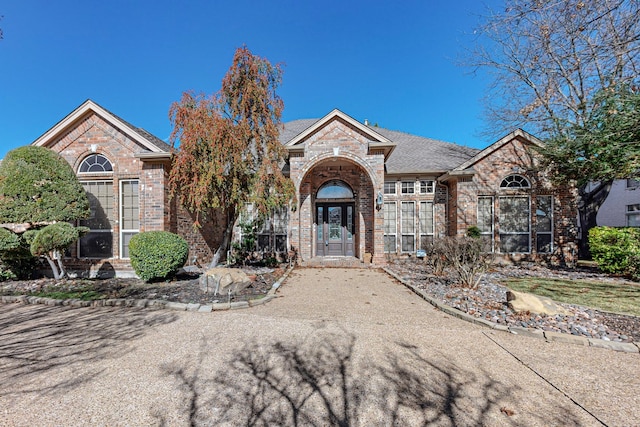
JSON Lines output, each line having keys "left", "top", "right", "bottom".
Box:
{"left": 31, "top": 103, "right": 579, "bottom": 276}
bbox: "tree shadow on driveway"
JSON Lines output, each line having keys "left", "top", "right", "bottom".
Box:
{"left": 155, "top": 330, "right": 587, "bottom": 426}
{"left": 0, "top": 303, "right": 177, "bottom": 399}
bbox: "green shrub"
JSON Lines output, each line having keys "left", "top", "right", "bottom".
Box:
{"left": 589, "top": 226, "right": 640, "bottom": 280}
{"left": 129, "top": 231, "right": 189, "bottom": 282}
{"left": 0, "top": 146, "right": 90, "bottom": 223}
{"left": 0, "top": 228, "right": 36, "bottom": 280}
{"left": 466, "top": 226, "right": 481, "bottom": 239}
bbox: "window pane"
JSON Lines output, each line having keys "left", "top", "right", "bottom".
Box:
{"left": 402, "top": 235, "right": 415, "bottom": 252}
{"left": 121, "top": 181, "right": 139, "bottom": 230}
{"left": 79, "top": 232, "right": 113, "bottom": 258}
{"left": 499, "top": 196, "right": 529, "bottom": 233}
{"left": 346, "top": 206, "right": 353, "bottom": 239}
{"left": 273, "top": 208, "right": 288, "bottom": 233}
{"left": 420, "top": 180, "right": 434, "bottom": 194}
{"left": 401, "top": 202, "right": 415, "bottom": 233}
{"left": 384, "top": 181, "right": 396, "bottom": 194}
{"left": 383, "top": 202, "right": 396, "bottom": 234}
{"left": 419, "top": 202, "right": 433, "bottom": 234}
{"left": 477, "top": 197, "right": 493, "bottom": 232}
{"left": 500, "top": 234, "right": 529, "bottom": 253}
{"left": 317, "top": 207, "right": 323, "bottom": 240}
{"left": 401, "top": 181, "right": 414, "bottom": 194}
{"left": 121, "top": 232, "right": 137, "bottom": 259}
{"left": 536, "top": 234, "right": 552, "bottom": 253}
{"left": 536, "top": 196, "right": 552, "bottom": 232}
{"left": 384, "top": 235, "right": 396, "bottom": 253}
{"left": 81, "top": 182, "right": 114, "bottom": 230}
{"left": 317, "top": 181, "right": 353, "bottom": 199}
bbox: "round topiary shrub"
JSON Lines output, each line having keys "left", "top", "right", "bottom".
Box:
{"left": 129, "top": 231, "right": 189, "bottom": 282}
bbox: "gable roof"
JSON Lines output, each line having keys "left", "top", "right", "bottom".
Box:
{"left": 281, "top": 115, "right": 479, "bottom": 174}
{"left": 451, "top": 128, "right": 543, "bottom": 172}
{"left": 32, "top": 99, "right": 171, "bottom": 154}
{"left": 283, "top": 109, "right": 393, "bottom": 147}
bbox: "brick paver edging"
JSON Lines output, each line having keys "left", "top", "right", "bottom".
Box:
{"left": 382, "top": 267, "right": 640, "bottom": 354}
{"left": 0, "top": 265, "right": 294, "bottom": 314}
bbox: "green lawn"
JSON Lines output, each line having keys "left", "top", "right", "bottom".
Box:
{"left": 502, "top": 278, "right": 640, "bottom": 317}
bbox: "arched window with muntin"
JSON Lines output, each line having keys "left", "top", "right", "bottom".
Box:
{"left": 500, "top": 174, "right": 530, "bottom": 189}
{"left": 78, "top": 154, "right": 113, "bottom": 174}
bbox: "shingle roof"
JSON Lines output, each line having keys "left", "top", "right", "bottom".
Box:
{"left": 281, "top": 119, "right": 480, "bottom": 174}
{"left": 100, "top": 105, "right": 172, "bottom": 153}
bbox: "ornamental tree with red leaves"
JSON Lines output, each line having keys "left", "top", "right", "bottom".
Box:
{"left": 169, "top": 46, "right": 295, "bottom": 267}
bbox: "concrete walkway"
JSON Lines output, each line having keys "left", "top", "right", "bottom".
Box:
{"left": 0, "top": 268, "right": 638, "bottom": 426}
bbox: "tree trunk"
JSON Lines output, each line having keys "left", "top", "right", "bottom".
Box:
{"left": 209, "top": 206, "right": 238, "bottom": 268}
{"left": 43, "top": 254, "right": 62, "bottom": 280}
{"left": 577, "top": 181, "right": 612, "bottom": 259}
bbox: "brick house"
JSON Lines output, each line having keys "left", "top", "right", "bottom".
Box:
{"left": 31, "top": 101, "right": 578, "bottom": 276}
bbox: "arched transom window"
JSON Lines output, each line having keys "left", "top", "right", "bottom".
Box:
{"left": 500, "top": 174, "right": 530, "bottom": 189}
{"left": 79, "top": 154, "right": 113, "bottom": 173}
{"left": 317, "top": 180, "right": 354, "bottom": 199}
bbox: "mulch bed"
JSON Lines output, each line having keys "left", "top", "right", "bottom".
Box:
{"left": 0, "top": 265, "right": 285, "bottom": 305}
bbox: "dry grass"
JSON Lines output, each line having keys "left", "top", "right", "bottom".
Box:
{"left": 502, "top": 278, "right": 640, "bottom": 317}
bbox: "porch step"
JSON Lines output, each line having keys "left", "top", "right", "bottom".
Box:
{"left": 299, "top": 256, "right": 373, "bottom": 269}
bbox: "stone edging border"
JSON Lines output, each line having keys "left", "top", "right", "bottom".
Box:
{"left": 382, "top": 267, "right": 640, "bottom": 354}
{"left": 0, "top": 265, "right": 294, "bottom": 314}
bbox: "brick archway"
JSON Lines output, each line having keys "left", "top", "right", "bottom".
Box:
{"left": 292, "top": 157, "right": 378, "bottom": 261}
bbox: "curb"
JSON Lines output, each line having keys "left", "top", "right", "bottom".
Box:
{"left": 382, "top": 267, "right": 639, "bottom": 354}
{"left": 0, "top": 264, "right": 294, "bottom": 314}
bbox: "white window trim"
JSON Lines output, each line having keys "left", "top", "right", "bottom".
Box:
{"left": 401, "top": 201, "right": 416, "bottom": 253}
{"left": 383, "top": 201, "right": 397, "bottom": 253}
{"left": 419, "top": 179, "right": 435, "bottom": 194}
{"left": 498, "top": 195, "right": 531, "bottom": 254}
{"left": 119, "top": 180, "right": 140, "bottom": 260}
{"left": 477, "top": 196, "right": 494, "bottom": 253}
{"left": 78, "top": 154, "right": 114, "bottom": 175}
{"left": 79, "top": 180, "right": 114, "bottom": 259}
{"left": 419, "top": 201, "right": 434, "bottom": 249}
{"left": 536, "top": 195, "right": 554, "bottom": 253}
{"left": 626, "top": 204, "right": 640, "bottom": 227}
{"left": 384, "top": 181, "right": 397, "bottom": 195}
{"left": 401, "top": 181, "right": 415, "bottom": 194}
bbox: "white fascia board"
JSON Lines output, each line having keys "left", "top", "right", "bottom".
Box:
{"left": 32, "top": 100, "right": 164, "bottom": 153}
{"left": 285, "top": 109, "right": 392, "bottom": 147}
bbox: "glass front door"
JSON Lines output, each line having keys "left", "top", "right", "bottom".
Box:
{"left": 316, "top": 203, "right": 354, "bottom": 256}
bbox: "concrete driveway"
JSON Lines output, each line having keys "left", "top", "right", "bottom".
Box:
{"left": 0, "top": 268, "right": 638, "bottom": 426}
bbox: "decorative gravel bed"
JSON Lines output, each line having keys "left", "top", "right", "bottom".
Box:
{"left": 386, "top": 259, "right": 640, "bottom": 343}
{"left": 0, "top": 265, "right": 283, "bottom": 306}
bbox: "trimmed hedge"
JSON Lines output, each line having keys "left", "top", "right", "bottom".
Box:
{"left": 129, "top": 231, "right": 189, "bottom": 282}
{"left": 589, "top": 226, "right": 640, "bottom": 280}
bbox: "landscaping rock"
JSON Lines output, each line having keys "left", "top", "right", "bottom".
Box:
{"left": 199, "top": 268, "right": 252, "bottom": 296}
{"left": 506, "top": 289, "right": 569, "bottom": 315}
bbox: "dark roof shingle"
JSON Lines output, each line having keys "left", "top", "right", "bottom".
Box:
{"left": 280, "top": 119, "right": 479, "bottom": 173}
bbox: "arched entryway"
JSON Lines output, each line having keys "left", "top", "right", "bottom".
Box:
{"left": 315, "top": 180, "right": 355, "bottom": 256}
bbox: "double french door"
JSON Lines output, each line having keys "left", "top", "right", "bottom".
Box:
{"left": 315, "top": 203, "right": 355, "bottom": 256}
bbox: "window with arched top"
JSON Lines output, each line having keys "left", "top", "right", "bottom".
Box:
{"left": 500, "top": 174, "right": 530, "bottom": 189}
{"left": 78, "top": 154, "right": 113, "bottom": 173}
{"left": 317, "top": 180, "right": 354, "bottom": 199}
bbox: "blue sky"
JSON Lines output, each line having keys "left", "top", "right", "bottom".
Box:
{"left": 0, "top": 0, "right": 502, "bottom": 159}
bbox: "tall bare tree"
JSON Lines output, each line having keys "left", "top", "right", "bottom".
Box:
{"left": 469, "top": 0, "right": 640, "bottom": 255}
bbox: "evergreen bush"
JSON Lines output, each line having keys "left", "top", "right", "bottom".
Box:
{"left": 129, "top": 231, "right": 189, "bottom": 282}
{"left": 589, "top": 226, "right": 640, "bottom": 280}
{"left": 0, "top": 228, "right": 35, "bottom": 280}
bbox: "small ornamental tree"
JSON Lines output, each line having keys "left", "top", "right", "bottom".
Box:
{"left": 0, "top": 146, "right": 90, "bottom": 279}
{"left": 24, "top": 223, "right": 89, "bottom": 279}
{"left": 169, "top": 46, "right": 295, "bottom": 267}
